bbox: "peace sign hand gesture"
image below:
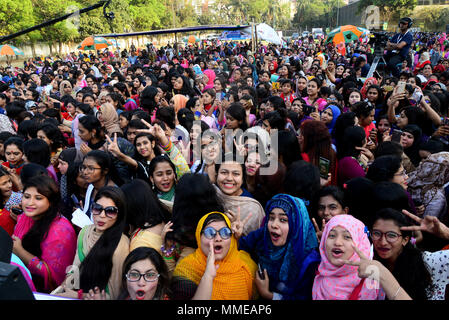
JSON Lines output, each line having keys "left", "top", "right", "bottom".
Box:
{"left": 400, "top": 209, "right": 449, "bottom": 240}
{"left": 226, "top": 207, "right": 252, "bottom": 240}
{"left": 338, "top": 243, "right": 379, "bottom": 279}
{"left": 311, "top": 218, "right": 326, "bottom": 244}
{"left": 105, "top": 133, "right": 121, "bottom": 158}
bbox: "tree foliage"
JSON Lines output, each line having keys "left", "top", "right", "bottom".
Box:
{"left": 412, "top": 6, "right": 449, "bottom": 31}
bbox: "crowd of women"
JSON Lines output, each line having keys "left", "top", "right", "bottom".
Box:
{"left": 0, "top": 32, "right": 448, "bottom": 301}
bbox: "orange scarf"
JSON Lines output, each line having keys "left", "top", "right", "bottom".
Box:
{"left": 173, "top": 212, "right": 257, "bottom": 300}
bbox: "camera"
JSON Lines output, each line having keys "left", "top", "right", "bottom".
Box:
{"left": 369, "top": 31, "right": 389, "bottom": 55}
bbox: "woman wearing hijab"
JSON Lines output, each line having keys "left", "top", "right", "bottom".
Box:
{"left": 171, "top": 94, "right": 188, "bottom": 114}
{"left": 401, "top": 124, "right": 423, "bottom": 168}
{"left": 313, "top": 214, "right": 412, "bottom": 300}
{"left": 203, "top": 69, "right": 216, "bottom": 91}
{"left": 320, "top": 103, "right": 342, "bottom": 135}
{"left": 97, "top": 103, "right": 123, "bottom": 137}
{"left": 171, "top": 211, "right": 257, "bottom": 300}
{"left": 237, "top": 194, "right": 321, "bottom": 300}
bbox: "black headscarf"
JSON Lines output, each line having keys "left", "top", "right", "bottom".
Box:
{"left": 403, "top": 124, "right": 422, "bottom": 167}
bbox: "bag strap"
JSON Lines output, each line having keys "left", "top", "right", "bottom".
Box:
{"left": 348, "top": 278, "right": 366, "bottom": 300}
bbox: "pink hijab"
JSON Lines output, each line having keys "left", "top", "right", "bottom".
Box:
{"left": 312, "top": 215, "right": 381, "bottom": 300}
{"left": 203, "top": 69, "right": 216, "bottom": 90}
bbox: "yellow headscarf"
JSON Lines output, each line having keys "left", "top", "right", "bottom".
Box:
{"left": 173, "top": 212, "right": 257, "bottom": 300}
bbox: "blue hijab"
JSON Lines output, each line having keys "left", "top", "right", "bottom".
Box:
{"left": 238, "top": 194, "right": 320, "bottom": 300}
{"left": 322, "top": 104, "right": 341, "bottom": 134}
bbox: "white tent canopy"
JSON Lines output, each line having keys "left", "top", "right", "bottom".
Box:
{"left": 242, "top": 23, "right": 284, "bottom": 46}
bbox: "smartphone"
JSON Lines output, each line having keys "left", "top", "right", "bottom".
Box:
{"left": 391, "top": 129, "right": 403, "bottom": 143}
{"left": 319, "top": 157, "right": 330, "bottom": 179}
{"left": 11, "top": 207, "right": 23, "bottom": 215}
{"left": 303, "top": 105, "right": 315, "bottom": 116}
{"left": 257, "top": 263, "right": 265, "bottom": 280}
{"left": 374, "top": 70, "right": 381, "bottom": 80}
{"left": 443, "top": 117, "right": 449, "bottom": 126}
{"left": 396, "top": 81, "right": 406, "bottom": 94}
{"left": 53, "top": 102, "right": 61, "bottom": 110}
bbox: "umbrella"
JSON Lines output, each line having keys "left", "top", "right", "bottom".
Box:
{"left": 325, "top": 25, "right": 367, "bottom": 45}
{"left": 0, "top": 44, "right": 24, "bottom": 56}
{"left": 188, "top": 35, "right": 199, "bottom": 44}
{"left": 77, "top": 36, "right": 113, "bottom": 51}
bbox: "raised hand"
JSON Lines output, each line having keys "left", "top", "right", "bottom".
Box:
{"left": 226, "top": 207, "right": 252, "bottom": 240}
{"left": 255, "top": 269, "right": 272, "bottom": 300}
{"left": 338, "top": 243, "right": 378, "bottom": 279}
{"left": 400, "top": 209, "right": 449, "bottom": 240}
{"left": 161, "top": 221, "right": 173, "bottom": 245}
{"left": 105, "top": 133, "right": 121, "bottom": 158}
{"left": 204, "top": 241, "right": 219, "bottom": 279}
{"left": 80, "top": 142, "right": 92, "bottom": 155}
{"left": 312, "top": 218, "right": 326, "bottom": 243}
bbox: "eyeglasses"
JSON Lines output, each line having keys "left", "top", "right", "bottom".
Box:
{"left": 91, "top": 202, "right": 119, "bottom": 218}
{"left": 394, "top": 169, "right": 408, "bottom": 178}
{"left": 126, "top": 270, "right": 160, "bottom": 282}
{"left": 202, "top": 226, "right": 232, "bottom": 240}
{"left": 79, "top": 165, "right": 102, "bottom": 173}
{"left": 201, "top": 140, "right": 218, "bottom": 150}
{"left": 370, "top": 230, "right": 403, "bottom": 243}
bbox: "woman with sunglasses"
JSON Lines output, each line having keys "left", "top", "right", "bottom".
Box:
{"left": 54, "top": 186, "right": 130, "bottom": 300}
{"left": 370, "top": 208, "right": 448, "bottom": 300}
{"left": 171, "top": 211, "right": 257, "bottom": 300}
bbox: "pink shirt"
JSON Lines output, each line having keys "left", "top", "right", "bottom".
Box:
{"left": 13, "top": 214, "right": 76, "bottom": 292}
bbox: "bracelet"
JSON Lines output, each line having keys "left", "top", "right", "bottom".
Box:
{"left": 161, "top": 244, "right": 175, "bottom": 257}
{"left": 392, "top": 286, "right": 401, "bottom": 300}
{"left": 77, "top": 289, "right": 83, "bottom": 300}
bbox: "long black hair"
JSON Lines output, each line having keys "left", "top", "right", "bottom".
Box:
{"left": 121, "top": 179, "right": 170, "bottom": 234}
{"left": 168, "top": 173, "right": 224, "bottom": 248}
{"left": 79, "top": 186, "right": 127, "bottom": 292}
{"left": 21, "top": 175, "right": 60, "bottom": 257}
{"left": 118, "top": 247, "right": 171, "bottom": 300}
{"left": 371, "top": 208, "right": 433, "bottom": 300}
{"left": 148, "top": 155, "right": 177, "bottom": 193}
{"left": 336, "top": 126, "right": 366, "bottom": 160}
{"left": 22, "top": 138, "right": 51, "bottom": 168}
{"left": 37, "top": 123, "right": 67, "bottom": 152}
{"left": 366, "top": 155, "right": 402, "bottom": 183}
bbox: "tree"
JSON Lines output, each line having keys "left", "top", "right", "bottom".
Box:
{"left": 412, "top": 6, "right": 449, "bottom": 31}
{"left": 0, "top": 0, "right": 36, "bottom": 44}
{"left": 129, "top": 0, "right": 167, "bottom": 31}
{"left": 357, "top": 0, "right": 417, "bottom": 27}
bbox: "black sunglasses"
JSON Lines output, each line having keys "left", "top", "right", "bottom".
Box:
{"left": 91, "top": 202, "right": 119, "bottom": 218}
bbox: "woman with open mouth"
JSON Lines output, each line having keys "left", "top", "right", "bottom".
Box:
{"left": 313, "top": 215, "right": 383, "bottom": 300}
{"left": 312, "top": 214, "right": 411, "bottom": 300}
{"left": 83, "top": 247, "right": 171, "bottom": 300}
{"left": 53, "top": 186, "right": 130, "bottom": 300}
{"left": 235, "top": 193, "right": 321, "bottom": 300}
{"left": 171, "top": 211, "right": 257, "bottom": 300}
